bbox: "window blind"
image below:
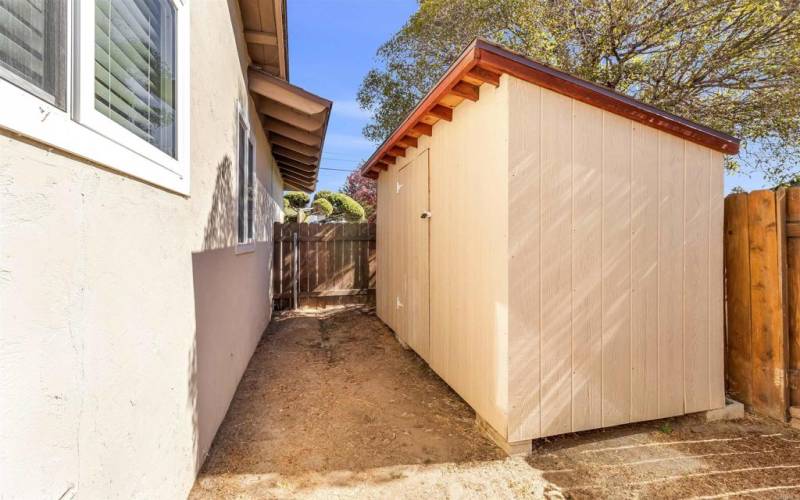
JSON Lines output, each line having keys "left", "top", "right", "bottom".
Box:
{"left": 238, "top": 122, "right": 247, "bottom": 243}
{"left": 0, "top": 0, "right": 66, "bottom": 108}
{"left": 95, "top": 0, "right": 176, "bottom": 157}
{"left": 247, "top": 140, "right": 254, "bottom": 241}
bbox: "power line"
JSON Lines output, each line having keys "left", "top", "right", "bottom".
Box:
{"left": 321, "top": 156, "right": 363, "bottom": 163}
{"left": 319, "top": 167, "right": 358, "bottom": 172}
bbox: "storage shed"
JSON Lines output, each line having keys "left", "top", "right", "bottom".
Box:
{"left": 361, "top": 39, "right": 740, "bottom": 454}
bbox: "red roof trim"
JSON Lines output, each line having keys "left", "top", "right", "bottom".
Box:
{"left": 361, "top": 39, "right": 739, "bottom": 178}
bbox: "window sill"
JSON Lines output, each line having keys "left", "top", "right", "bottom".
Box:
{"left": 0, "top": 80, "right": 190, "bottom": 195}
{"left": 235, "top": 242, "right": 256, "bottom": 255}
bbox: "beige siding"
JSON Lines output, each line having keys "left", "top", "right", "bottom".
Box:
{"left": 376, "top": 73, "right": 725, "bottom": 444}
{"left": 377, "top": 79, "right": 509, "bottom": 436}
{"left": 508, "top": 75, "right": 725, "bottom": 440}
{"left": 0, "top": 1, "right": 284, "bottom": 498}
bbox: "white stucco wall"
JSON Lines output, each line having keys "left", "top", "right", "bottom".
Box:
{"left": 0, "top": 1, "right": 283, "bottom": 498}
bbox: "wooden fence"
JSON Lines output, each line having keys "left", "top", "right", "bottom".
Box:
{"left": 724, "top": 188, "right": 799, "bottom": 424}
{"left": 272, "top": 222, "right": 376, "bottom": 310}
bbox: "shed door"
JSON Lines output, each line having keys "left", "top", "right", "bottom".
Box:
{"left": 397, "top": 150, "right": 430, "bottom": 361}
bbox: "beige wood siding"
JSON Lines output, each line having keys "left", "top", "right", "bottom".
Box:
{"left": 507, "top": 75, "right": 725, "bottom": 441}
{"left": 376, "top": 80, "right": 510, "bottom": 435}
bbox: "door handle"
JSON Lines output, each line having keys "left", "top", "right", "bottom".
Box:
{"left": 420, "top": 211, "right": 432, "bottom": 219}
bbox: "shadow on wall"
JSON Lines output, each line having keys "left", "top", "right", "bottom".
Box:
{"left": 190, "top": 155, "right": 270, "bottom": 470}
{"left": 202, "top": 155, "right": 235, "bottom": 251}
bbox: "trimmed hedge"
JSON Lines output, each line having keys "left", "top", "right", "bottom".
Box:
{"left": 313, "top": 191, "right": 365, "bottom": 221}
{"left": 312, "top": 198, "right": 334, "bottom": 216}
{"left": 284, "top": 191, "right": 310, "bottom": 209}
{"left": 332, "top": 193, "right": 366, "bottom": 221}
{"left": 283, "top": 198, "right": 298, "bottom": 221}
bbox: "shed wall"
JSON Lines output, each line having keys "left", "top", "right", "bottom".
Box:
{"left": 506, "top": 75, "right": 726, "bottom": 441}
{"left": 376, "top": 79, "right": 510, "bottom": 435}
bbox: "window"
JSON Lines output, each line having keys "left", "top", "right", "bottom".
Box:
{"left": 0, "top": 0, "right": 189, "bottom": 194}
{"left": 237, "top": 117, "right": 255, "bottom": 249}
{"left": 94, "top": 0, "right": 176, "bottom": 157}
{"left": 0, "top": 0, "right": 67, "bottom": 108}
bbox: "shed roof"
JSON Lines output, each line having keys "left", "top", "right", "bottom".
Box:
{"left": 361, "top": 38, "right": 739, "bottom": 179}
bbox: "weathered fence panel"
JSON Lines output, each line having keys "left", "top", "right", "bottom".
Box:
{"left": 724, "top": 188, "right": 794, "bottom": 422}
{"left": 273, "top": 222, "right": 376, "bottom": 310}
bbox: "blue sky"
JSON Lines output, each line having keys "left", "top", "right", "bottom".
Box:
{"left": 287, "top": 0, "right": 417, "bottom": 193}
{"left": 287, "top": 0, "right": 768, "bottom": 194}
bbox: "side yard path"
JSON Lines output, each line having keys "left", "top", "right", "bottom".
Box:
{"left": 190, "top": 308, "right": 800, "bottom": 499}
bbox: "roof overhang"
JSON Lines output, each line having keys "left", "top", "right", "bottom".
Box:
{"left": 361, "top": 38, "right": 740, "bottom": 179}
{"left": 239, "top": 0, "right": 289, "bottom": 79}
{"left": 237, "top": 0, "right": 331, "bottom": 192}
{"left": 249, "top": 69, "right": 332, "bottom": 192}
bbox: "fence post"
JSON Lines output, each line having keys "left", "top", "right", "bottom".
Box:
{"left": 293, "top": 230, "right": 299, "bottom": 310}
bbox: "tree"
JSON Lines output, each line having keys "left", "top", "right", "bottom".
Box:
{"left": 313, "top": 191, "right": 366, "bottom": 221}
{"left": 284, "top": 191, "right": 310, "bottom": 209}
{"left": 341, "top": 170, "right": 377, "bottom": 222}
{"left": 357, "top": 0, "right": 800, "bottom": 184}
{"left": 312, "top": 198, "right": 334, "bottom": 216}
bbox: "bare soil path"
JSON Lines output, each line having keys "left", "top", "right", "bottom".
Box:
{"left": 190, "top": 308, "right": 800, "bottom": 499}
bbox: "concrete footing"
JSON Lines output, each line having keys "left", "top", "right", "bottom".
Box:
{"left": 703, "top": 398, "right": 745, "bottom": 422}
{"left": 475, "top": 414, "right": 531, "bottom": 456}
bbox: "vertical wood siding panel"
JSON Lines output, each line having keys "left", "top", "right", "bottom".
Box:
{"left": 601, "top": 111, "right": 632, "bottom": 427}
{"left": 429, "top": 131, "right": 448, "bottom": 377}
{"left": 684, "top": 143, "right": 711, "bottom": 413}
{"left": 540, "top": 89, "right": 573, "bottom": 436}
{"left": 402, "top": 151, "right": 430, "bottom": 361}
{"left": 571, "top": 101, "right": 603, "bottom": 432}
{"left": 658, "top": 132, "right": 686, "bottom": 417}
{"left": 508, "top": 78, "right": 542, "bottom": 441}
{"left": 425, "top": 80, "right": 509, "bottom": 436}
{"left": 630, "top": 123, "right": 660, "bottom": 422}
{"left": 709, "top": 153, "right": 726, "bottom": 408}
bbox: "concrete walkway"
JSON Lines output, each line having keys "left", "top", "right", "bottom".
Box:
{"left": 191, "top": 308, "right": 800, "bottom": 499}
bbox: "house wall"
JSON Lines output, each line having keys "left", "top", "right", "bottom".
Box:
{"left": 0, "top": 1, "right": 282, "bottom": 498}
{"left": 376, "top": 79, "right": 510, "bottom": 436}
{"left": 506, "top": 75, "right": 725, "bottom": 442}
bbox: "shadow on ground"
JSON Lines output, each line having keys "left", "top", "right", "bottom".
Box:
{"left": 191, "top": 307, "right": 800, "bottom": 499}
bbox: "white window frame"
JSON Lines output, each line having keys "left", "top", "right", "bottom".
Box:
{"left": 235, "top": 101, "right": 256, "bottom": 254}
{"left": 0, "top": 0, "right": 191, "bottom": 195}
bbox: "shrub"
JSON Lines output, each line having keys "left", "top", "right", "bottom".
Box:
{"left": 311, "top": 190, "right": 366, "bottom": 221}
{"left": 330, "top": 193, "right": 366, "bottom": 221}
{"left": 283, "top": 198, "right": 298, "bottom": 221}
{"left": 284, "top": 191, "right": 310, "bottom": 209}
{"left": 313, "top": 190, "right": 335, "bottom": 203}
{"left": 312, "top": 198, "right": 333, "bottom": 216}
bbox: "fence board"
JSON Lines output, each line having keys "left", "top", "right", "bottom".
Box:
{"left": 273, "top": 223, "right": 376, "bottom": 309}
{"left": 724, "top": 194, "right": 752, "bottom": 405}
{"left": 788, "top": 188, "right": 800, "bottom": 407}
{"left": 747, "top": 190, "right": 788, "bottom": 420}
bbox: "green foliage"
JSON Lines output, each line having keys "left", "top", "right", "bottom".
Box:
{"left": 313, "top": 190, "right": 335, "bottom": 203}
{"left": 357, "top": 0, "right": 800, "bottom": 184}
{"left": 312, "top": 190, "right": 366, "bottom": 221}
{"left": 284, "top": 191, "right": 310, "bottom": 209}
{"left": 658, "top": 421, "right": 673, "bottom": 435}
{"left": 312, "top": 198, "right": 334, "bottom": 216}
{"left": 331, "top": 193, "right": 366, "bottom": 221}
{"left": 283, "top": 198, "right": 298, "bottom": 221}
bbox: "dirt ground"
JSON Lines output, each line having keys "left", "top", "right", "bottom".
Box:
{"left": 190, "top": 307, "right": 800, "bottom": 499}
